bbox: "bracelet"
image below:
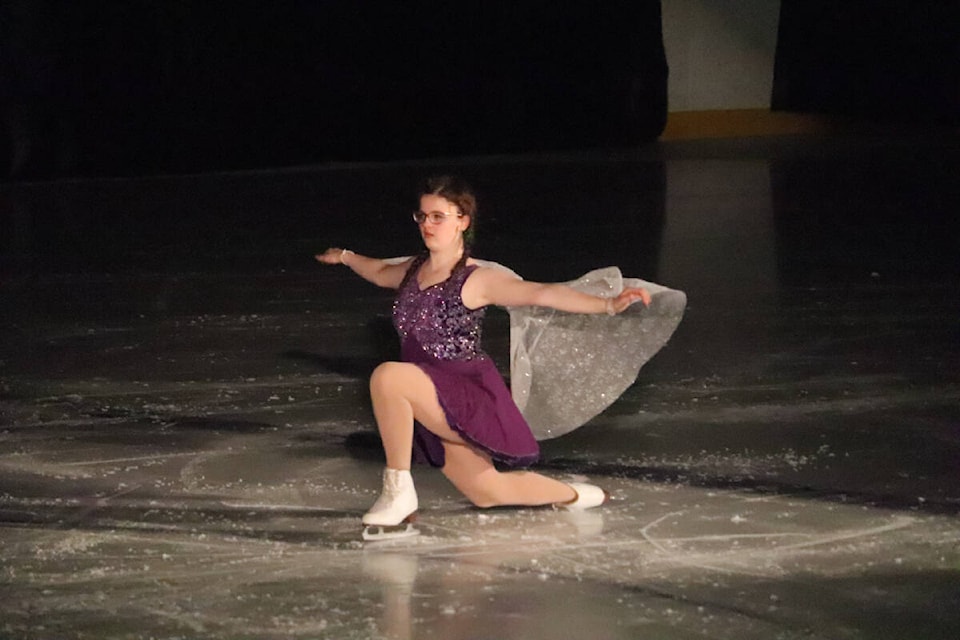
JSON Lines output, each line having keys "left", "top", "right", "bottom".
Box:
{"left": 340, "top": 249, "right": 353, "bottom": 265}
{"left": 605, "top": 297, "right": 615, "bottom": 316}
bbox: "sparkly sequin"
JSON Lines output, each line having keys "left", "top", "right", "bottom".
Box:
{"left": 389, "top": 256, "right": 687, "bottom": 453}
{"left": 393, "top": 256, "right": 486, "bottom": 362}
{"left": 392, "top": 255, "right": 539, "bottom": 469}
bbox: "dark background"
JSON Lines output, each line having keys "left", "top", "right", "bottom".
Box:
{"left": 773, "top": 1, "right": 960, "bottom": 123}
{"left": 2, "top": 0, "right": 958, "bottom": 181}
{"left": 1, "top": 1, "right": 668, "bottom": 179}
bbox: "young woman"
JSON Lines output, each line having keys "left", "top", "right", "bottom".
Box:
{"left": 316, "top": 176, "right": 650, "bottom": 538}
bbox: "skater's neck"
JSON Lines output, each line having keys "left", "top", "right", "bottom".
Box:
{"left": 425, "top": 246, "right": 465, "bottom": 276}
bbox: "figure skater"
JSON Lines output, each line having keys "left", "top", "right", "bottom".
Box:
{"left": 316, "top": 175, "right": 650, "bottom": 539}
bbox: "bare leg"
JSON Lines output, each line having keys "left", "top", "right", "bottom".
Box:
{"left": 369, "top": 360, "right": 576, "bottom": 507}
{"left": 368, "top": 361, "right": 466, "bottom": 470}
{"left": 441, "top": 441, "right": 576, "bottom": 508}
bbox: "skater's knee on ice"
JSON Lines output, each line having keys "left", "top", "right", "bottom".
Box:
{"left": 446, "top": 476, "right": 497, "bottom": 508}
{"left": 467, "top": 493, "right": 500, "bottom": 509}
{"left": 459, "top": 482, "right": 507, "bottom": 509}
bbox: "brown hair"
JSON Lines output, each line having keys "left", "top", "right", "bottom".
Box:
{"left": 419, "top": 175, "right": 477, "bottom": 248}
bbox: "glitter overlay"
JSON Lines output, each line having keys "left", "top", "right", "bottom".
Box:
{"left": 499, "top": 266, "right": 686, "bottom": 440}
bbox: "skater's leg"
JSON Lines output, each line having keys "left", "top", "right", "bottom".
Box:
{"left": 441, "top": 441, "right": 577, "bottom": 508}
{"left": 363, "top": 361, "right": 471, "bottom": 532}
{"left": 366, "top": 362, "right": 603, "bottom": 528}
{"left": 368, "top": 361, "right": 466, "bottom": 469}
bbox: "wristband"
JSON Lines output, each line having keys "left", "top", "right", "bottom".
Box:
{"left": 341, "top": 249, "right": 353, "bottom": 265}
{"left": 605, "top": 297, "right": 615, "bottom": 316}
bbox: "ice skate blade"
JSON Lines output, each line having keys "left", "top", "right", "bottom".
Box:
{"left": 362, "top": 522, "right": 420, "bottom": 542}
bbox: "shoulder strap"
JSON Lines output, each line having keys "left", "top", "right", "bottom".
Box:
{"left": 398, "top": 253, "right": 428, "bottom": 290}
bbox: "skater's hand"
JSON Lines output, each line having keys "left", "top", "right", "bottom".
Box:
{"left": 315, "top": 247, "right": 348, "bottom": 265}
{"left": 608, "top": 287, "right": 651, "bottom": 314}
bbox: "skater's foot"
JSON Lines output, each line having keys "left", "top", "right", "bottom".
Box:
{"left": 555, "top": 482, "right": 609, "bottom": 511}
{"left": 363, "top": 468, "right": 419, "bottom": 530}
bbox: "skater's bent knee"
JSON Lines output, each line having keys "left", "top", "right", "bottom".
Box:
{"left": 369, "top": 361, "right": 411, "bottom": 392}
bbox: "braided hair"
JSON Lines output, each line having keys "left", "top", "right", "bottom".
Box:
{"left": 420, "top": 175, "right": 477, "bottom": 275}
{"left": 400, "top": 176, "right": 480, "bottom": 290}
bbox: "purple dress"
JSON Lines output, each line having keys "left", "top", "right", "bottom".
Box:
{"left": 393, "top": 255, "right": 539, "bottom": 468}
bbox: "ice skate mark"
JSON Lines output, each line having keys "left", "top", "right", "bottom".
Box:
{"left": 37, "top": 545, "right": 287, "bottom": 588}
{"left": 639, "top": 511, "right": 685, "bottom": 555}
{"left": 624, "top": 385, "right": 960, "bottom": 425}
{"left": 2, "top": 416, "right": 132, "bottom": 432}
{"left": 663, "top": 532, "right": 811, "bottom": 542}
{"left": 417, "top": 541, "right": 555, "bottom": 560}
{"left": 33, "top": 531, "right": 108, "bottom": 558}
{"left": 29, "top": 526, "right": 342, "bottom": 584}
{"left": 548, "top": 459, "right": 959, "bottom": 514}
{"left": 637, "top": 510, "right": 792, "bottom": 577}
{"left": 219, "top": 501, "right": 340, "bottom": 514}
{"left": 373, "top": 507, "right": 608, "bottom": 556}
{"left": 41, "top": 483, "right": 146, "bottom": 530}
{"left": 47, "top": 377, "right": 317, "bottom": 399}
{"left": 60, "top": 451, "right": 202, "bottom": 466}
{"left": 142, "top": 607, "right": 207, "bottom": 634}
{"left": 637, "top": 513, "right": 918, "bottom": 576}
{"left": 2, "top": 496, "right": 355, "bottom": 544}
{"left": 179, "top": 452, "right": 211, "bottom": 492}
{"left": 763, "top": 515, "right": 917, "bottom": 553}
{"left": 409, "top": 528, "right": 634, "bottom": 560}
{"left": 101, "top": 530, "right": 279, "bottom": 554}
{"left": 0, "top": 455, "right": 95, "bottom": 478}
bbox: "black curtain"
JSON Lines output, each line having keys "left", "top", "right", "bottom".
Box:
{"left": 773, "top": 0, "right": 960, "bottom": 123}
{"left": 1, "top": 1, "right": 668, "bottom": 180}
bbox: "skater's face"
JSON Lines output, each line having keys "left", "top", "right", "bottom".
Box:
{"left": 416, "top": 194, "right": 470, "bottom": 251}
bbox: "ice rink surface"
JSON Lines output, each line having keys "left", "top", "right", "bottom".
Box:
{"left": 2, "top": 132, "right": 959, "bottom": 638}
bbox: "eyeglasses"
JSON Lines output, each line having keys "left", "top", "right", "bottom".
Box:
{"left": 413, "top": 210, "right": 461, "bottom": 225}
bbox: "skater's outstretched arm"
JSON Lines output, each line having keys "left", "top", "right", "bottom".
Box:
{"left": 463, "top": 266, "right": 651, "bottom": 315}
{"left": 315, "top": 248, "right": 412, "bottom": 289}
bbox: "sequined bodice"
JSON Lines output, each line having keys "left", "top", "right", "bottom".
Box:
{"left": 393, "top": 256, "right": 486, "bottom": 361}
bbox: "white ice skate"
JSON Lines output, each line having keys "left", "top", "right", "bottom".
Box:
{"left": 362, "top": 468, "right": 420, "bottom": 541}
{"left": 555, "top": 482, "right": 609, "bottom": 511}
